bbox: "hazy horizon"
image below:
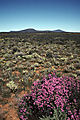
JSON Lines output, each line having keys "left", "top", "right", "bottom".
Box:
{"left": 0, "top": 0, "right": 80, "bottom": 32}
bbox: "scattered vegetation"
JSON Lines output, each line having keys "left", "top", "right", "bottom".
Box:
{"left": 0, "top": 32, "right": 80, "bottom": 119}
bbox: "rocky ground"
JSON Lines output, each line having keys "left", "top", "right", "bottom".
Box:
{"left": 0, "top": 32, "right": 80, "bottom": 120}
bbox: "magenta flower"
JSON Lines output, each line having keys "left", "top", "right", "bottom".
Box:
{"left": 18, "top": 72, "right": 80, "bottom": 120}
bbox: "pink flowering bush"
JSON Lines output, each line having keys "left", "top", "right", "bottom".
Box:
{"left": 18, "top": 72, "right": 80, "bottom": 120}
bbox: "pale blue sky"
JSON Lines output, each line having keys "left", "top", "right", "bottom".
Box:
{"left": 0, "top": 0, "right": 80, "bottom": 32}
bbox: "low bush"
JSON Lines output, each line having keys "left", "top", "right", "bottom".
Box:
{"left": 18, "top": 72, "right": 80, "bottom": 120}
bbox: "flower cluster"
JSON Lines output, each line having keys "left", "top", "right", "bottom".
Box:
{"left": 18, "top": 72, "right": 80, "bottom": 120}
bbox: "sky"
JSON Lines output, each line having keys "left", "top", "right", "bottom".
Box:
{"left": 0, "top": 0, "right": 80, "bottom": 32}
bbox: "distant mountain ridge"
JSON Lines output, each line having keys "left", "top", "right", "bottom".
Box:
{"left": 53, "top": 29, "right": 65, "bottom": 32}
{"left": 10, "top": 28, "right": 66, "bottom": 33}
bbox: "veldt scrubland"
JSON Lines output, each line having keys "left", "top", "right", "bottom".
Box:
{"left": 0, "top": 32, "right": 80, "bottom": 119}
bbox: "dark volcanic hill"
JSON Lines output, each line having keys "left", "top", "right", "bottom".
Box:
{"left": 10, "top": 28, "right": 66, "bottom": 33}
{"left": 53, "top": 29, "right": 65, "bottom": 32}
{"left": 19, "top": 28, "right": 37, "bottom": 33}
{"left": 10, "top": 28, "right": 37, "bottom": 33}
